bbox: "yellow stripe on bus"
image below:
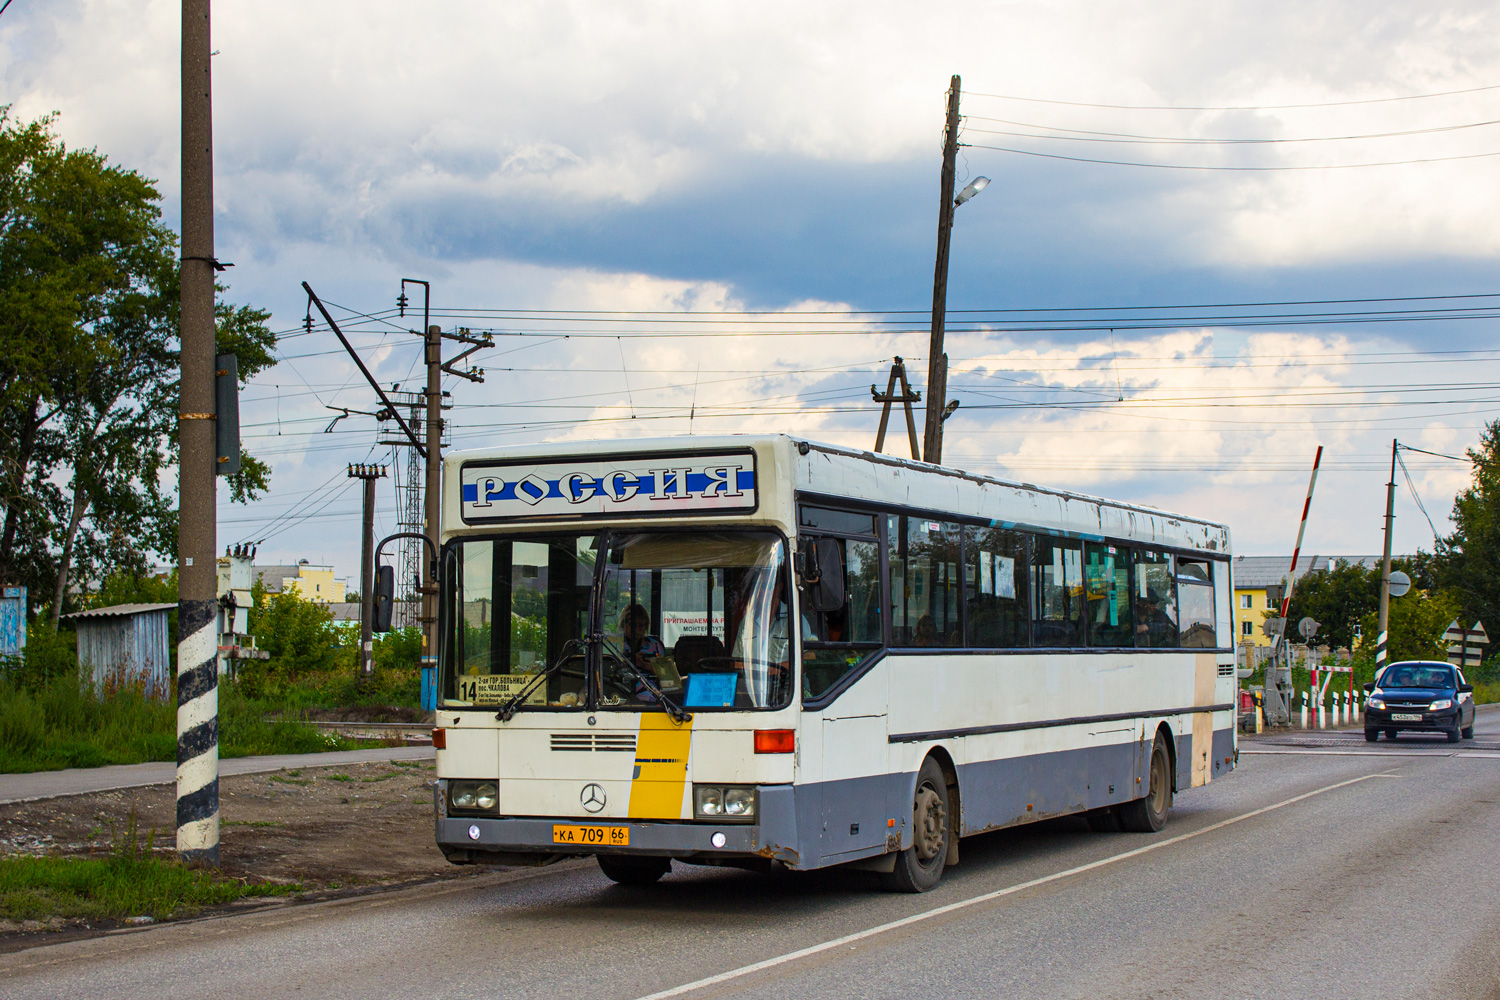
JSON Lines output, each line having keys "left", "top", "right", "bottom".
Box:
{"left": 628, "top": 714, "right": 694, "bottom": 819}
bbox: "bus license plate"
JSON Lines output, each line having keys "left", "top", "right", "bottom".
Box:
{"left": 1391, "top": 713, "right": 1423, "bottom": 722}
{"left": 553, "top": 824, "right": 629, "bottom": 846}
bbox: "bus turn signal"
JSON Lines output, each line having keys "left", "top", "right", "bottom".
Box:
{"left": 432, "top": 728, "right": 447, "bottom": 750}
{"left": 754, "top": 729, "right": 795, "bottom": 754}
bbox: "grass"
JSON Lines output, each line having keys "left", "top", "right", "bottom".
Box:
{"left": 0, "top": 811, "right": 298, "bottom": 924}
{"left": 0, "top": 673, "right": 375, "bottom": 774}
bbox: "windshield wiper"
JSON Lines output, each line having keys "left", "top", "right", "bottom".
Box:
{"left": 496, "top": 638, "right": 583, "bottom": 722}
{"left": 600, "top": 635, "right": 693, "bottom": 725}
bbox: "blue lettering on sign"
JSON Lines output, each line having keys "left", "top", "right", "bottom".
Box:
{"left": 462, "top": 468, "right": 754, "bottom": 506}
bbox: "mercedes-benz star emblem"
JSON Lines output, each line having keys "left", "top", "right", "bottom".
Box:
{"left": 580, "top": 783, "right": 606, "bottom": 813}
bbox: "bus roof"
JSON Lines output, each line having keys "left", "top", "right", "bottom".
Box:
{"left": 445, "top": 434, "right": 1231, "bottom": 553}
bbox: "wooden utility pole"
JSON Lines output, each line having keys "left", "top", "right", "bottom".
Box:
{"left": 177, "top": 0, "right": 220, "bottom": 866}
{"left": 922, "top": 75, "right": 963, "bottom": 466}
{"left": 871, "top": 357, "right": 922, "bottom": 460}
{"left": 349, "top": 464, "right": 388, "bottom": 683}
{"left": 1376, "top": 438, "right": 1398, "bottom": 674}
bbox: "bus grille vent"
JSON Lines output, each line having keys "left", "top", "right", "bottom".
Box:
{"left": 1217, "top": 663, "right": 1235, "bottom": 677}
{"left": 551, "top": 734, "right": 637, "bottom": 753}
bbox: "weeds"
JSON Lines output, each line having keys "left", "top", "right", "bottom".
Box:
{"left": 325, "top": 774, "right": 352, "bottom": 783}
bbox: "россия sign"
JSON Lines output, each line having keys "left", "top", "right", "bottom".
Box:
{"left": 458, "top": 451, "right": 757, "bottom": 522}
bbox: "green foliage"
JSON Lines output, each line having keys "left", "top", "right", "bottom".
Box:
{"left": 1355, "top": 588, "right": 1461, "bottom": 664}
{"left": 0, "top": 849, "right": 296, "bottom": 923}
{"left": 244, "top": 587, "right": 338, "bottom": 694}
{"left": 0, "top": 107, "right": 277, "bottom": 613}
{"left": 1430, "top": 419, "right": 1500, "bottom": 632}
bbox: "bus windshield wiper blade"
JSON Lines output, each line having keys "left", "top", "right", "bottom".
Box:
{"left": 602, "top": 636, "right": 692, "bottom": 725}
{"left": 496, "top": 638, "right": 582, "bottom": 722}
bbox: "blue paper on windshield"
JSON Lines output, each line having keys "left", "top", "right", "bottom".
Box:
{"left": 684, "top": 673, "right": 736, "bottom": 707}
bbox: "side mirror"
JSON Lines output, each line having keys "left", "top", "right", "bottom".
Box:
{"left": 1362, "top": 682, "right": 1374, "bottom": 693}
{"left": 1460, "top": 683, "right": 1473, "bottom": 693}
{"left": 373, "top": 565, "right": 395, "bottom": 633}
{"left": 798, "top": 537, "right": 845, "bottom": 613}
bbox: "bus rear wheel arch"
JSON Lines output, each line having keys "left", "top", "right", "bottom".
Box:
{"left": 882, "top": 755, "right": 953, "bottom": 893}
{"left": 1117, "top": 729, "right": 1173, "bottom": 833}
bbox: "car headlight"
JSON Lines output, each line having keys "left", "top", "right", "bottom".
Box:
{"left": 1429, "top": 699, "right": 1453, "bottom": 711}
{"left": 694, "top": 784, "right": 756, "bottom": 822}
{"left": 448, "top": 779, "right": 499, "bottom": 814}
{"left": 1367, "top": 697, "right": 1385, "bottom": 710}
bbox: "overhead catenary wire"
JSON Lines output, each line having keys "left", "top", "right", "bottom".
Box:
{"left": 963, "top": 83, "right": 1500, "bottom": 111}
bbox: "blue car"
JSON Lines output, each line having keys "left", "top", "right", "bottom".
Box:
{"left": 1364, "top": 660, "right": 1475, "bottom": 743}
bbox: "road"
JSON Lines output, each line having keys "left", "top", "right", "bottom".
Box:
{"left": 0, "top": 745, "right": 434, "bottom": 805}
{"left": 5, "top": 708, "right": 1499, "bottom": 1000}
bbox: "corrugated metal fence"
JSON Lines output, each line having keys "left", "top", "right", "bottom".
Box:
{"left": 65, "top": 603, "right": 174, "bottom": 697}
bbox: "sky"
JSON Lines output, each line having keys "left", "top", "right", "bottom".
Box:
{"left": 4, "top": 0, "right": 1499, "bottom": 584}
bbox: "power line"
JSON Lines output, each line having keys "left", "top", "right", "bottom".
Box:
{"left": 964, "top": 83, "right": 1500, "bottom": 111}
{"left": 961, "top": 115, "right": 1500, "bottom": 145}
{"left": 961, "top": 141, "right": 1500, "bottom": 171}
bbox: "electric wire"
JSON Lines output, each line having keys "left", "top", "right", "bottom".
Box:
{"left": 964, "top": 84, "right": 1500, "bottom": 111}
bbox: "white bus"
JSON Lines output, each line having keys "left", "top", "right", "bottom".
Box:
{"left": 422, "top": 435, "right": 1237, "bottom": 891}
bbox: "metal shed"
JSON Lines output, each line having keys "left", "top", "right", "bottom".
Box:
{"left": 65, "top": 603, "right": 175, "bottom": 697}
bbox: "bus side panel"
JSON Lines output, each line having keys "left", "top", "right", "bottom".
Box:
{"left": 954, "top": 735, "right": 1139, "bottom": 833}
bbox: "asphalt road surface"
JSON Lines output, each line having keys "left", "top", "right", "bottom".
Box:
{"left": 6, "top": 707, "right": 1499, "bottom": 1000}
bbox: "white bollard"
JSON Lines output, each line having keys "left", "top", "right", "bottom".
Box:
{"left": 1317, "top": 696, "right": 1325, "bottom": 729}
{"left": 1300, "top": 691, "right": 1308, "bottom": 729}
{"left": 1353, "top": 690, "right": 1361, "bottom": 721}
{"left": 1337, "top": 691, "right": 1346, "bottom": 726}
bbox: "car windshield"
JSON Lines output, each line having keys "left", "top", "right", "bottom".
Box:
{"left": 442, "top": 529, "right": 792, "bottom": 712}
{"left": 1378, "top": 664, "right": 1454, "bottom": 689}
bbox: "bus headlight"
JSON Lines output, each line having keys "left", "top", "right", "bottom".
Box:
{"left": 448, "top": 780, "right": 499, "bottom": 814}
{"left": 694, "top": 785, "right": 756, "bottom": 822}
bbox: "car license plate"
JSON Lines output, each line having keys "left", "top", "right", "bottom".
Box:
{"left": 1391, "top": 713, "right": 1423, "bottom": 722}
{"left": 553, "top": 824, "right": 628, "bottom": 846}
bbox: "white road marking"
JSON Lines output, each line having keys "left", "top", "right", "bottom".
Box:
{"left": 633, "top": 772, "right": 1390, "bottom": 1000}
{"left": 1241, "top": 749, "right": 1457, "bottom": 758}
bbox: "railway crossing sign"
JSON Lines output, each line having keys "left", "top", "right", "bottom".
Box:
{"left": 1444, "top": 620, "right": 1488, "bottom": 669}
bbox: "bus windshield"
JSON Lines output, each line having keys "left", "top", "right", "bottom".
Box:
{"left": 443, "top": 529, "right": 792, "bottom": 712}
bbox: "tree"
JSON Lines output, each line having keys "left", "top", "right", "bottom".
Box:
{"left": 250, "top": 585, "right": 337, "bottom": 680}
{"left": 1355, "top": 588, "right": 1460, "bottom": 664}
{"left": 0, "top": 108, "right": 276, "bottom": 617}
{"left": 1431, "top": 419, "right": 1500, "bottom": 630}
{"left": 1283, "top": 559, "right": 1380, "bottom": 650}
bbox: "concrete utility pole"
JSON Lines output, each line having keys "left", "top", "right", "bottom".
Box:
{"left": 349, "top": 464, "right": 388, "bottom": 683}
{"left": 1376, "top": 438, "right": 1399, "bottom": 674}
{"left": 423, "top": 321, "right": 441, "bottom": 675}
{"left": 177, "top": 0, "right": 220, "bottom": 866}
{"left": 922, "top": 75, "right": 963, "bottom": 466}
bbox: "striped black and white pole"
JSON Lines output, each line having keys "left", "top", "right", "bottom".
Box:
{"left": 1375, "top": 439, "right": 1398, "bottom": 681}
{"left": 177, "top": 600, "right": 220, "bottom": 864}
{"left": 178, "top": 0, "right": 220, "bottom": 866}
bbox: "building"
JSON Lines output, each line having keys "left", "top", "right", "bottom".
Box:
{"left": 255, "top": 560, "right": 348, "bottom": 604}
{"left": 1229, "top": 554, "right": 1389, "bottom": 648}
{"left": 65, "top": 603, "right": 175, "bottom": 697}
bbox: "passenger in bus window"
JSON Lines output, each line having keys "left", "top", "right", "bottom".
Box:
{"left": 1134, "top": 589, "right": 1177, "bottom": 646}
{"left": 914, "top": 614, "right": 939, "bottom": 646}
{"left": 620, "top": 604, "right": 666, "bottom": 700}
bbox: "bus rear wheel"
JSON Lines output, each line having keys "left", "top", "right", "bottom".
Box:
{"left": 882, "top": 757, "right": 950, "bottom": 893}
{"left": 597, "top": 854, "right": 670, "bottom": 886}
{"left": 1118, "top": 736, "right": 1172, "bottom": 833}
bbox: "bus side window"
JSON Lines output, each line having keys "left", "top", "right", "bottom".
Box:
{"left": 889, "top": 516, "right": 962, "bottom": 647}
{"left": 1085, "top": 543, "right": 1133, "bottom": 647}
{"left": 1030, "top": 535, "right": 1083, "bottom": 647}
{"left": 1176, "top": 557, "right": 1217, "bottom": 648}
{"left": 964, "top": 525, "right": 1027, "bottom": 648}
{"left": 1132, "top": 549, "right": 1178, "bottom": 648}
{"left": 802, "top": 535, "right": 882, "bottom": 700}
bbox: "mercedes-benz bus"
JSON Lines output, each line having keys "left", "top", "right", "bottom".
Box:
{"left": 419, "top": 435, "right": 1236, "bottom": 891}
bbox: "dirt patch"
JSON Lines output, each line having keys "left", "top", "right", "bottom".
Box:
{"left": 0, "top": 759, "right": 477, "bottom": 944}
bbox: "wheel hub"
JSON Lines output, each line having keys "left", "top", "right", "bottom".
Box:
{"left": 913, "top": 785, "right": 946, "bottom": 861}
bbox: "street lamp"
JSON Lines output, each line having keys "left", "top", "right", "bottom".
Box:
{"left": 922, "top": 76, "right": 990, "bottom": 466}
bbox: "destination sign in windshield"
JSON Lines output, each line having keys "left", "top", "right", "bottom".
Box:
{"left": 458, "top": 452, "right": 757, "bottom": 522}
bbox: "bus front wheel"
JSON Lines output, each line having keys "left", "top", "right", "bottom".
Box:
{"left": 1117, "top": 736, "right": 1172, "bottom": 833}
{"left": 882, "top": 757, "right": 951, "bottom": 893}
